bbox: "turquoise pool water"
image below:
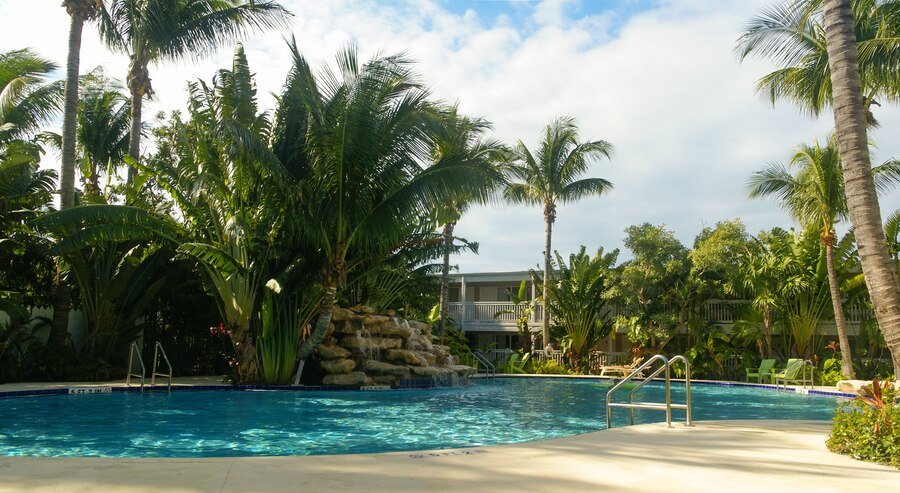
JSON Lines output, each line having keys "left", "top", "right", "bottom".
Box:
{"left": 0, "top": 379, "right": 843, "bottom": 458}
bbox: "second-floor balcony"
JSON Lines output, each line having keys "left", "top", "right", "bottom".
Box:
{"left": 448, "top": 300, "right": 872, "bottom": 333}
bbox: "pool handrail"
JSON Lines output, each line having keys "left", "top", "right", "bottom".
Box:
{"left": 606, "top": 354, "right": 692, "bottom": 429}
{"left": 125, "top": 341, "right": 145, "bottom": 392}
{"left": 151, "top": 341, "right": 173, "bottom": 393}
{"left": 471, "top": 350, "right": 495, "bottom": 378}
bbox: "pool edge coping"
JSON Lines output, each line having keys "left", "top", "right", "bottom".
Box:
{"left": 0, "top": 375, "right": 858, "bottom": 399}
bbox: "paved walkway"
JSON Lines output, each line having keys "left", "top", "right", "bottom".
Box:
{"left": 1, "top": 420, "right": 896, "bottom": 492}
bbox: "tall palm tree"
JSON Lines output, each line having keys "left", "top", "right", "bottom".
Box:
{"left": 430, "top": 106, "right": 506, "bottom": 341}
{"left": 76, "top": 73, "right": 130, "bottom": 196}
{"left": 822, "top": 0, "right": 900, "bottom": 376}
{"left": 0, "top": 49, "right": 62, "bottom": 145}
{"left": 60, "top": 1, "right": 101, "bottom": 210}
{"left": 749, "top": 140, "right": 900, "bottom": 375}
{"left": 736, "top": 0, "right": 900, "bottom": 123}
{"left": 271, "top": 44, "right": 504, "bottom": 383}
{"left": 99, "top": 0, "right": 290, "bottom": 181}
{"left": 504, "top": 117, "right": 613, "bottom": 349}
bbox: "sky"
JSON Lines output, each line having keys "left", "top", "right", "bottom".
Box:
{"left": 3, "top": 0, "right": 900, "bottom": 273}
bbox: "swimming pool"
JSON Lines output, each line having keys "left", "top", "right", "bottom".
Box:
{"left": 0, "top": 378, "right": 844, "bottom": 458}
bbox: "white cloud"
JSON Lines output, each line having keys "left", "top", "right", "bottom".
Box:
{"left": 3, "top": 0, "right": 900, "bottom": 272}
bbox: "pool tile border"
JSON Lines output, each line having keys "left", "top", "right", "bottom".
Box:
{"left": 0, "top": 375, "right": 857, "bottom": 399}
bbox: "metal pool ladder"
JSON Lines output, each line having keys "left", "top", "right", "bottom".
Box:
{"left": 151, "top": 342, "right": 173, "bottom": 393}
{"left": 605, "top": 354, "right": 692, "bottom": 429}
{"left": 471, "top": 350, "right": 495, "bottom": 378}
{"left": 125, "top": 341, "right": 145, "bottom": 392}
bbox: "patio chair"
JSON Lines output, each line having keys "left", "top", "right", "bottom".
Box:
{"left": 745, "top": 359, "right": 776, "bottom": 383}
{"left": 598, "top": 357, "right": 645, "bottom": 378}
{"left": 771, "top": 358, "right": 805, "bottom": 387}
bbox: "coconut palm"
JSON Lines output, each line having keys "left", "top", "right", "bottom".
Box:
{"left": 749, "top": 139, "right": 900, "bottom": 375}
{"left": 271, "top": 44, "right": 504, "bottom": 383}
{"left": 0, "top": 49, "right": 62, "bottom": 145}
{"left": 504, "top": 117, "right": 613, "bottom": 350}
{"left": 76, "top": 73, "right": 130, "bottom": 196}
{"left": 98, "top": 0, "right": 290, "bottom": 181}
{"left": 821, "top": 0, "right": 900, "bottom": 376}
{"left": 430, "top": 105, "right": 507, "bottom": 341}
{"left": 736, "top": 0, "right": 900, "bottom": 123}
{"left": 60, "top": 0, "right": 102, "bottom": 210}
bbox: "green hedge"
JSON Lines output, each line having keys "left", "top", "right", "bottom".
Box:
{"left": 826, "top": 385, "right": 900, "bottom": 469}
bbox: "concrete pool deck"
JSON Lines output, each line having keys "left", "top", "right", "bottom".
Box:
{"left": 0, "top": 420, "right": 897, "bottom": 492}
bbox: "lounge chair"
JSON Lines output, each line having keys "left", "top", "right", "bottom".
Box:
{"left": 745, "top": 359, "right": 776, "bottom": 383}
{"left": 772, "top": 358, "right": 811, "bottom": 388}
{"left": 598, "top": 357, "right": 645, "bottom": 377}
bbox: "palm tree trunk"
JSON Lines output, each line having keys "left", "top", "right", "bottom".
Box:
{"left": 293, "top": 284, "right": 337, "bottom": 385}
{"left": 824, "top": 240, "right": 855, "bottom": 377}
{"left": 49, "top": 8, "right": 85, "bottom": 348}
{"left": 763, "top": 305, "right": 773, "bottom": 358}
{"left": 823, "top": 0, "right": 900, "bottom": 377}
{"left": 438, "top": 221, "right": 455, "bottom": 344}
{"left": 126, "top": 54, "right": 149, "bottom": 184}
{"left": 229, "top": 324, "right": 258, "bottom": 384}
{"left": 127, "top": 87, "right": 142, "bottom": 183}
{"left": 542, "top": 203, "right": 554, "bottom": 350}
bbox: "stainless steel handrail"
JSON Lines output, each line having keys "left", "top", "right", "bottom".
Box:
{"left": 125, "top": 341, "right": 145, "bottom": 392}
{"left": 471, "top": 350, "right": 495, "bottom": 378}
{"left": 151, "top": 341, "right": 173, "bottom": 392}
{"left": 606, "top": 353, "right": 692, "bottom": 429}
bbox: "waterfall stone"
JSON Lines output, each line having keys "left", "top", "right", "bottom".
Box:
{"left": 320, "top": 358, "right": 356, "bottom": 374}
{"left": 323, "top": 371, "right": 369, "bottom": 386}
{"left": 385, "top": 349, "right": 427, "bottom": 366}
{"left": 316, "top": 305, "right": 475, "bottom": 387}
{"left": 317, "top": 344, "right": 351, "bottom": 360}
{"left": 362, "top": 360, "right": 411, "bottom": 378}
{"left": 340, "top": 336, "right": 402, "bottom": 351}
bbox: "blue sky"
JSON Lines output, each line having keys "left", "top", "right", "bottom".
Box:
{"left": 3, "top": 0, "right": 900, "bottom": 272}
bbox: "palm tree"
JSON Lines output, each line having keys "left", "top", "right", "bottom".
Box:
{"left": 0, "top": 48, "right": 66, "bottom": 345}
{"left": 0, "top": 49, "right": 62, "bottom": 145}
{"left": 430, "top": 106, "right": 507, "bottom": 341}
{"left": 736, "top": 0, "right": 900, "bottom": 123}
{"left": 271, "top": 44, "right": 504, "bottom": 383}
{"left": 76, "top": 73, "right": 130, "bottom": 196}
{"left": 98, "top": 0, "right": 290, "bottom": 181}
{"left": 60, "top": 1, "right": 101, "bottom": 210}
{"left": 504, "top": 117, "right": 613, "bottom": 350}
{"left": 822, "top": 0, "right": 900, "bottom": 376}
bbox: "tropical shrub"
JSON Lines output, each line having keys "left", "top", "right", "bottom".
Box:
{"left": 827, "top": 380, "right": 900, "bottom": 469}
{"left": 529, "top": 359, "right": 572, "bottom": 375}
{"left": 542, "top": 246, "right": 618, "bottom": 370}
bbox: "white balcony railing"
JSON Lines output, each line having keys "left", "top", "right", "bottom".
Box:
{"left": 448, "top": 299, "right": 874, "bottom": 329}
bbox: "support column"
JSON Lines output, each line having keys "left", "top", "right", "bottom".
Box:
{"left": 459, "top": 276, "right": 467, "bottom": 331}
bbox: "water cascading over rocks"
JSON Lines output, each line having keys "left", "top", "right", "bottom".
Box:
{"left": 314, "top": 305, "right": 475, "bottom": 387}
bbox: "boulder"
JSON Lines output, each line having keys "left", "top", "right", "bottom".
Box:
{"left": 410, "top": 365, "right": 456, "bottom": 377}
{"left": 350, "top": 305, "right": 375, "bottom": 315}
{"left": 415, "top": 351, "right": 437, "bottom": 366}
{"left": 385, "top": 349, "right": 427, "bottom": 366}
{"left": 362, "top": 360, "right": 411, "bottom": 378}
{"left": 317, "top": 344, "right": 351, "bottom": 360}
{"left": 320, "top": 358, "right": 356, "bottom": 374}
{"left": 380, "top": 323, "right": 412, "bottom": 338}
{"left": 448, "top": 364, "right": 477, "bottom": 376}
{"left": 371, "top": 375, "right": 399, "bottom": 386}
{"left": 331, "top": 307, "right": 353, "bottom": 322}
{"left": 362, "top": 315, "right": 390, "bottom": 326}
{"left": 340, "top": 336, "right": 402, "bottom": 351}
{"left": 331, "top": 321, "right": 359, "bottom": 335}
{"left": 323, "top": 371, "right": 369, "bottom": 386}
{"left": 837, "top": 379, "right": 896, "bottom": 395}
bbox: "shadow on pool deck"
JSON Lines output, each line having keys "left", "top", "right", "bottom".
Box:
{"left": 0, "top": 420, "right": 896, "bottom": 493}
